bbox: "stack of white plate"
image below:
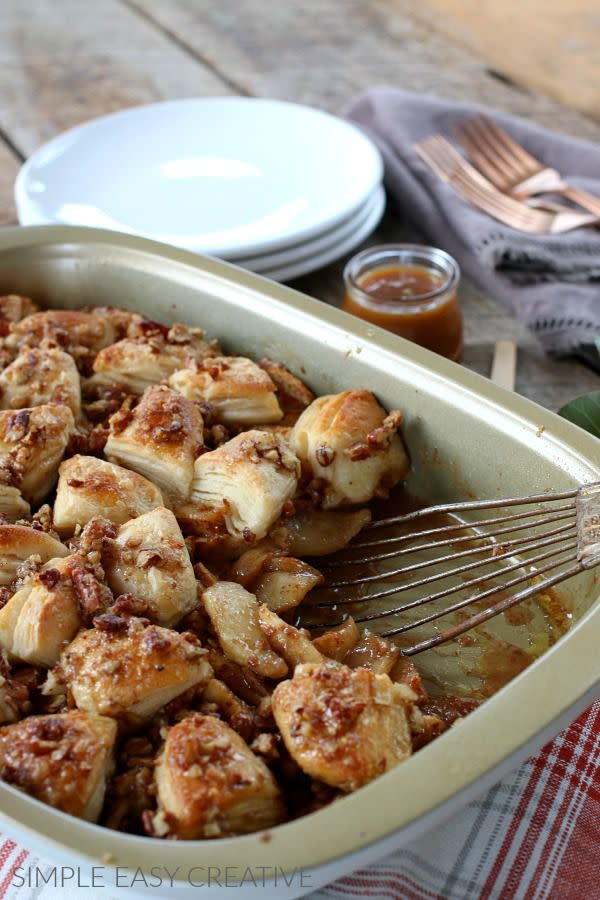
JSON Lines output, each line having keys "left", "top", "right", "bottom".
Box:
{"left": 15, "top": 98, "right": 385, "bottom": 282}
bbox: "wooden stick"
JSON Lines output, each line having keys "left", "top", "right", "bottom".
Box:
{"left": 490, "top": 340, "right": 517, "bottom": 391}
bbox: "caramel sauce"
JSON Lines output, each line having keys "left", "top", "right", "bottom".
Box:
{"left": 343, "top": 264, "right": 463, "bottom": 361}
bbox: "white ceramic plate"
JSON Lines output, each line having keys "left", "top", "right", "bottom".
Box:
{"left": 15, "top": 97, "right": 383, "bottom": 258}
{"left": 236, "top": 184, "right": 384, "bottom": 273}
{"left": 250, "top": 183, "right": 386, "bottom": 281}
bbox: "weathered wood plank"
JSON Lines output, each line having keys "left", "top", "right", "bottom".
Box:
{"left": 0, "top": 142, "right": 19, "bottom": 224}
{"left": 400, "top": 0, "right": 600, "bottom": 121}
{"left": 0, "top": 0, "right": 232, "bottom": 157}
{"left": 128, "top": 0, "right": 600, "bottom": 140}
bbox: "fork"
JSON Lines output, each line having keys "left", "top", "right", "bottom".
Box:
{"left": 455, "top": 116, "right": 600, "bottom": 217}
{"left": 414, "top": 136, "right": 600, "bottom": 234}
{"left": 299, "top": 482, "right": 600, "bottom": 656}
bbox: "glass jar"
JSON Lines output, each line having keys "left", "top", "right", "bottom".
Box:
{"left": 342, "top": 244, "right": 463, "bottom": 361}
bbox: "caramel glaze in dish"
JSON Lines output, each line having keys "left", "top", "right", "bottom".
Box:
{"left": 0, "top": 294, "right": 569, "bottom": 839}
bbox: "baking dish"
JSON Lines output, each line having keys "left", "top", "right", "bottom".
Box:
{"left": 0, "top": 225, "right": 597, "bottom": 898}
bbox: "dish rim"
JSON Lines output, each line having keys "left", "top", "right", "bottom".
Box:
{"left": 0, "top": 224, "right": 597, "bottom": 882}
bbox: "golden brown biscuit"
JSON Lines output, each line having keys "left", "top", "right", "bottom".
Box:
{"left": 0, "top": 556, "right": 84, "bottom": 667}
{"left": 0, "top": 404, "right": 75, "bottom": 505}
{"left": 0, "top": 348, "right": 81, "bottom": 415}
{"left": 93, "top": 325, "right": 217, "bottom": 394}
{"left": 104, "top": 385, "right": 202, "bottom": 503}
{"left": 62, "top": 617, "right": 212, "bottom": 721}
{"left": 190, "top": 430, "right": 300, "bottom": 540}
{"left": 170, "top": 356, "right": 282, "bottom": 426}
{"left": 0, "top": 524, "right": 68, "bottom": 587}
{"left": 272, "top": 660, "right": 412, "bottom": 792}
{"left": 0, "top": 712, "right": 116, "bottom": 821}
{"left": 53, "top": 455, "right": 164, "bottom": 536}
{"left": 104, "top": 507, "right": 197, "bottom": 627}
{"left": 154, "top": 715, "right": 284, "bottom": 838}
{"left": 290, "top": 390, "right": 409, "bottom": 507}
{"left": 0, "top": 295, "right": 39, "bottom": 324}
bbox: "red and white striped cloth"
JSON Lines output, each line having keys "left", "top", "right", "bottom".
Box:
{"left": 0, "top": 700, "right": 598, "bottom": 899}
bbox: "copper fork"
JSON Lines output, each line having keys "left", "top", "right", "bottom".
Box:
{"left": 455, "top": 116, "right": 600, "bottom": 217}
{"left": 414, "top": 136, "right": 599, "bottom": 234}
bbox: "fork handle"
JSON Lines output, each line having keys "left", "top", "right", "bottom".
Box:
{"left": 513, "top": 174, "right": 600, "bottom": 218}
{"left": 562, "top": 185, "right": 600, "bottom": 218}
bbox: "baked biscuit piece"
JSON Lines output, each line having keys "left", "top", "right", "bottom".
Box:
{"left": 0, "top": 485, "right": 29, "bottom": 520}
{"left": 0, "top": 712, "right": 116, "bottom": 821}
{"left": 290, "top": 390, "right": 409, "bottom": 508}
{"left": 154, "top": 715, "right": 284, "bottom": 838}
{"left": 85, "top": 306, "right": 144, "bottom": 340}
{"left": 0, "top": 295, "right": 39, "bottom": 324}
{"left": 0, "top": 404, "right": 74, "bottom": 505}
{"left": 5, "top": 310, "right": 121, "bottom": 360}
{"left": 93, "top": 325, "right": 217, "bottom": 394}
{"left": 190, "top": 430, "right": 300, "bottom": 541}
{"left": 104, "top": 385, "right": 202, "bottom": 502}
{"left": 169, "top": 356, "right": 282, "bottom": 426}
{"left": 104, "top": 507, "right": 197, "bottom": 627}
{"left": 0, "top": 348, "right": 81, "bottom": 415}
{"left": 53, "top": 455, "right": 164, "bottom": 536}
{"left": 0, "top": 555, "right": 94, "bottom": 667}
{"left": 61, "top": 617, "right": 212, "bottom": 721}
{"left": 272, "top": 660, "right": 413, "bottom": 792}
{"left": 0, "top": 524, "right": 68, "bottom": 587}
{"left": 258, "top": 357, "right": 315, "bottom": 425}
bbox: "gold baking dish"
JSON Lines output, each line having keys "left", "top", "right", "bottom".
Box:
{"left": 0, "top": 226, "right": 597, "bottom": 898}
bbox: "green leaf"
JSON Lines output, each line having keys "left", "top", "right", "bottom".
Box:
{"left": 558, "top": 391, "right": 600, "bottom": 439}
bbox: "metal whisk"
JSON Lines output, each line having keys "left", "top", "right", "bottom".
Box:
{"left": 300, "top": 483, "right": 600, "bottom": 656}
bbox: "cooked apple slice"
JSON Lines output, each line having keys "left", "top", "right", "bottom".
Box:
{"left": 202, "top": 582, "right": 287, "bottom": 679}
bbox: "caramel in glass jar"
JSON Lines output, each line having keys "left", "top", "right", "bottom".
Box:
{"left": 342, "top": 245, "right": 463, "bottom": 361}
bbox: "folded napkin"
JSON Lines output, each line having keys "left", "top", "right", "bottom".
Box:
{"left": 346, "top": 88, "right": 600, "bottom": 355}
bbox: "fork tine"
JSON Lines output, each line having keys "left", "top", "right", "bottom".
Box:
{"left": 415, "top": 135, "right": 598, "bottom": 233}
{"left": 421, "top": 136, "right": 544, "bottom": 224}
{"left": 449, "top": 169, "right": 544, "bottom": 228}
{"left": 466, "top": 117, "right": 527, "bottom": 180}
{"left": 400, "top": 560, "right": 584, "bottom": 655}
{"left": 322, "top": 522, "right": 576, "bottom": 591}
{"left": 378, "top": 548, "right": 579, "bottom": 637}
{"left": 454, "top": 126, "right": 508, "bottom": 187}
{"left": 478, "top": 115, "right": 540, "bottom": 170}
{"left": 323, "top": 508, "right": 576, "bottom": 569}
{"left": 305, "top": 538, "right": 578, "bottom": 618}
{"left": 415, "top": 137, "right": 544, "bottom": 229}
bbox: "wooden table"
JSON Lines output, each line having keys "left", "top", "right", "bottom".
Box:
{"left": 0, "top": 0, "right": 598, "bottom": 410}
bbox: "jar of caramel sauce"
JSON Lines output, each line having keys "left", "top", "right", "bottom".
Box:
{"left": 342, "top": 244, "right": 463, "bottom": 361}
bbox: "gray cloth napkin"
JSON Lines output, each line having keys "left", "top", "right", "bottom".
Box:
{"left": 345, "top": 87, "right": 600, "bottom": 355}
